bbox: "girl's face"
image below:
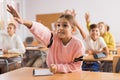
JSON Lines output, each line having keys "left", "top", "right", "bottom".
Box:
{"left": 98, "top": 23, "right": 106, "bottom": 35}
{"left": 56, "top": 18, "right": 73, "bottom": 40}
{"left": 90, "top": 27, "right": 100, "bottom": 41}
{"left": 7, "top": 25, "right": 15, "bottom": 36}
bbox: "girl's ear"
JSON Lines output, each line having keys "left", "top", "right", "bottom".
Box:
{"left": 72, "top": 26, "right": 77, "bottom": 32}
{"left": 71, "top": 26, "right": 77, "bottom": 35}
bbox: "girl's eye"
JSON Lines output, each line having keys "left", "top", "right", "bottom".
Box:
{"left": 63, "top": 24, "right": 68, "bottom": 27}
{"left": 56, "top": 23, "right": 68, "bottom": 28}
{"left": 57, "top": 24, "right": 61, "bottom": 27}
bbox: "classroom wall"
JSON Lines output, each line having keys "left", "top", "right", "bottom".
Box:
{"left": 0, "top": 0, "right": 26, "bottom": 41}
{"left": 23, "top": 0, "right": 120, "bottom": 42}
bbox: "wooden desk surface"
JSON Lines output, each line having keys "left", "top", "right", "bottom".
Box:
{"left": 26, "top": 47, "right": 48, "bottom": 51}
{"left": 0, "top": 53, "right": 20, "bottom": 59}
{"left": 0, "top": 67, "right": 120, "bottom": 80}
{"left": 83, "top": 55, "right": 115, "bottom": 61}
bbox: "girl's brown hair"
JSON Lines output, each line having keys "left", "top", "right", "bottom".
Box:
{"left": 59, "top": 14, "right": 76, "bottom": 31}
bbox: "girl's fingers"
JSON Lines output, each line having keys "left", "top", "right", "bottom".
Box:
{"left": 49, "top": 64, "right": 57, "bottom": 73}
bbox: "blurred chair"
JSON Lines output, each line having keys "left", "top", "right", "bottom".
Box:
{"left": 24, "top": 37, "right": 42, "bottom": 64}
{"left": 113, "top": 55, "right": 120, "bottom": 73}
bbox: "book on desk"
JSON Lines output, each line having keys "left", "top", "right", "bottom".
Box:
{"left": 33, "top": 69, "right": 53, "bottom": 76}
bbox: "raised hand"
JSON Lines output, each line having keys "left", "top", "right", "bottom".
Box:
{"left": 64, "top": 9, "right": 76, "bottom": 17}
{"left": 85, "top": 13, "right": 90, "bottom": 23}
{"left": 7, "top": 4, "right": 23, "bottom": 24}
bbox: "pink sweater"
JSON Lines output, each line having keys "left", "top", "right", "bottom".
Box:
{"left": 30, "top": 21, "right": 85, "bottom": 73}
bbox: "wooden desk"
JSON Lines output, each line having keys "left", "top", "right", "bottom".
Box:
{"left": 0, "top": 67, "right": 120, "bottom": 80}
{"left": 25, "top": 47, "right": 48, "bottom": 51}
{"left": 0, "top": 53, "right": 20, "bottom": 59}
{"left": 0, "top": 53, "right": 20, "bottom": 71}
{"left": 83, "top": 55, "right": 120, "bottom": 72}
{"left": 83, "top": 55, "right": 115, "bottom": 61}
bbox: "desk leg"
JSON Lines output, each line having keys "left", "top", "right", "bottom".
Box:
{"left": 26, "top": 50, "right": 29, "bottom": 61}
{"left": 4, "top": 59, "right": 9, "bottom": 72}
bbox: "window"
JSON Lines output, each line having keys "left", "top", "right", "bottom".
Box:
{"left": 0, "top": 0, "right": 4, "bottom": 30}
{"left": 0, "top": 0, "right": 21, "bottom": 30}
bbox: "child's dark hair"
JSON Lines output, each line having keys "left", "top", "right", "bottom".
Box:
{"left": 90, "top": 24, "right": 98, "bottom": 31}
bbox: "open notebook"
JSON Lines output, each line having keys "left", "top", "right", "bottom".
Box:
{"left": 33, "top": 69, "right": 53, "bottom": 76}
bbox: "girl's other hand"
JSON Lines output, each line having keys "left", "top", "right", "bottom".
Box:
{"left": 50, "top": 64, "right": 57, "bottom": 73}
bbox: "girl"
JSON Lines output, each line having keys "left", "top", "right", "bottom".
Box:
{"left": 97, "top": 22, "right": 115, "bottom": 49}
{"left": 7, "top": 5, "right": 85, "bottom": 73}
